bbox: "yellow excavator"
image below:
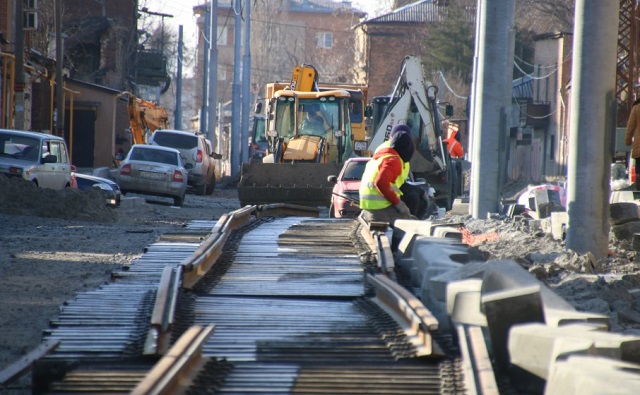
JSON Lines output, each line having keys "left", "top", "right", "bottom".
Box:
{"left": 117, "top": 91, "right": 170, "bottom": 145}
{"left": 237, "top": 65, "right": 356, "bottom": 207}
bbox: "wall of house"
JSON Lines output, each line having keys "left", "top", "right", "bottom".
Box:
{"left": 533, "top": 34, "right": 573, "bottom": 180}
{"left": 355, "top": 23, "right": 428, "bottom": 99}
{"left": 65, "top": 81, "right": 117, "bottom": 168}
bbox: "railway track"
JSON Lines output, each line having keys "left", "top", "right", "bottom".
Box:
{"left": 2, "top": 204, "right": 640, "bottom": 394}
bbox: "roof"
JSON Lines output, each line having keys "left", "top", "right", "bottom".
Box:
{"left": 0, "top": 129, "right": 65, "bottom": 141}
{"left": 356, "top": 0, "right": 441, "bottom": 26}
{"left": 512, "top": 75, "right": 534, "bottom": 100}
{"left": 198, "top": 0, "right": 365, "bottom": 16}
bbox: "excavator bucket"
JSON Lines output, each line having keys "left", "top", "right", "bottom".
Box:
{"left": 238, "top": 162, "right": 344, "bottom": 207}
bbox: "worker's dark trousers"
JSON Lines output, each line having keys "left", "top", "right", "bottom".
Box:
{"left": 401, "top": 183, "right": 427, "bottom": 219}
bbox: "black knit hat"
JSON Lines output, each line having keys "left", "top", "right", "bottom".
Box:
{"left": 389, "top": 124, "right": 411, "bottom": 139}
{"left": 390, "top": 130, "right": 415, "bottom": 162}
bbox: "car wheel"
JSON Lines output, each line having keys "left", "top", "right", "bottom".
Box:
{"left": 195, "top": 180, "right": 207, "bottom": 196}
{"left": 329, "top": 203, "right": 336, "bottom": 218}
{"left": 174, "top": 193, "right": 185, "bottom": 206}
{"left": 206, "top": 175, "right": 216, "bottom": 195}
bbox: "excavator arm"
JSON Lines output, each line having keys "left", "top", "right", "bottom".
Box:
{"left": 117, "top": 92, "right": 169, "bottom": 145}
{"left": 368, "top": 55, "right": 458, "bottom": 210}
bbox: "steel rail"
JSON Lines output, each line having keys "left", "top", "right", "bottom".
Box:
{"left": 367, "top": 273, "right": 442, "bottom": 357}
{"left": 131, "top": 325, "right": 215, "bottom": 395}
{"left": 145, "top": 265, "right": 182, "bottom": 356}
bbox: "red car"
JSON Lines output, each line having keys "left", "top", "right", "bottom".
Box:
{"left": 327, "top": 157, "right": 371, "bottom": 218}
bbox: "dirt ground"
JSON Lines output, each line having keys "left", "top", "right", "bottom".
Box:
{"left": 1, "top": 173, "right": 640, "bottom": 393}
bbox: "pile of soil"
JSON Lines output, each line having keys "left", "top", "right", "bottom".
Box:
{"left": 0, "top": 175, "right": 116, "bottom": 222}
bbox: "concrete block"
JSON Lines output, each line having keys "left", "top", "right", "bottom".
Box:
{"left": 545, "top": 355, "right": 640, "bottom": 395}
{"left": 430, "top": 261, "right": 490, "bottom": 300}
{"left": 528, "top": 219, "right": 544, "bottom": 232}
{"left": 431, "top": 226, "right": 463, "bottom": 240}
{"left": 451, "top": 290, "right": 487, "bottom": 327}
{"left": 482, "top": 260, "right": 574, "bottom": 311}
{"left": 539, "top": 217, "right": 552, "bottom": 234}
{"left": 508, "top": 323, "right": 602, "bottom": 391}
{"left": 609, "top": 202, "right": 640, "bottom": 226}
{"left": 482, "top": 285, "right": 545, "bottom": 370}
{"left": 409, "top": 242, "right": 469, "bottom": 288}
{"left": 508, "top": 322, "right": 640, "bottom": 387}
{"left": 446, "top": 278, "right": 483, "bottom": 316}
{"left": 544, "top": 307, "right": 609, "bottom": 330}
{"left": 550, "top": 211, "right": 568, "bottom": 241}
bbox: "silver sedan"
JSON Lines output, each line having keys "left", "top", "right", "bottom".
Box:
{"left": 116, "top": 144, "right": 188, "bottom": 206}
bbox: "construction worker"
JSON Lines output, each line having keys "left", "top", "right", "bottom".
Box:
{"left": 443, "top": 122, "right": 464, "bottom": 159}
{"left": 375, "top": 124, "right": 429, "bottom": 219}
{"left": 359, "top": 128, "right": 415, "bottom": 225}
{"left": 443, "top": 122, "right": 464, "bottom": 197}
{"left": 625, "top": 97, "right": 640, "bottom": 190}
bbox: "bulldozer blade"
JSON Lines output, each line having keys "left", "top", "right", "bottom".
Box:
{"left": 237, "top": 162, "right": 344, "bottom": 208}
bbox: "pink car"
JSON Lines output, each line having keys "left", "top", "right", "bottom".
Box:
{"left": 327, "top": 157, "right": 371, "bottom": 218}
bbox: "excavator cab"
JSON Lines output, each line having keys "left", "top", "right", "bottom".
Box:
{"left": 238, "top": 86, "right": 354, "bottom": 207}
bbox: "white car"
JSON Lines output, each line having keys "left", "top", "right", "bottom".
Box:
{"left": 148, "top": 129, "right": 220, "bottom": 195}
{"left": 116, "top": 144, "right": 188, "bottom": 206}
{"left": 0, "top": 129, "right": 74, "bottom": 189}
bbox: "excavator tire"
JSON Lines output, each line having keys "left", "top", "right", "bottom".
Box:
{"left": 238, "top": 162, "right": 343, "bottom": 208}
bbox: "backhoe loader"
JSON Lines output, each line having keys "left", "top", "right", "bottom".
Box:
{"left": 237, "top": 65, "right": 355, "bottom": 207}
{"left": 117, "top": 91, "right": 169, "bottom": 145}
{"left": 368, "top": 54, "right": 459, "bottom": 210}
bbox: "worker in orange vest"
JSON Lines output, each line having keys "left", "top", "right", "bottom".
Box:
{"left": 443, "top": 126, "right": 464, "bottom": 159}
{"left": 442, "top": 121, "right": 465, "bottom": 197}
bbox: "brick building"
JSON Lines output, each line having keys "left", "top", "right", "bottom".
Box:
{"left": 353, "top": 0, "right": 440, "bottom": 99}
{"left": 193, "top": 0, "right": 365, "bottom": 127}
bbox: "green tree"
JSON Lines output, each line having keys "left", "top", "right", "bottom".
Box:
{"left": 422, "top": 0, "right": 475, "bottom": 86}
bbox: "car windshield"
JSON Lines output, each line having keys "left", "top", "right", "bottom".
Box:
{"left": 130, "top": 147, "right": 179, "bottom": 165}
{"left": 341, "top": 160, "right": 368, "bottom": 180}
{"left": 153, "top": 132, "right": 198, "bottom": 150}
{"left": 0, "top": 133, "right": 40, "bottom": 162}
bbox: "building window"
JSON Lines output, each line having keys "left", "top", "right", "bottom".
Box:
{"left": 316, "top": 32, "right": 333, "bottom": 49}
{"left": 217, "top": 26, "right": 228, "bottom": 46}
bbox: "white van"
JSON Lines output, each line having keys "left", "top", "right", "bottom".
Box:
{"left": 0, "top": 129, "right": 74, "bottom": 189}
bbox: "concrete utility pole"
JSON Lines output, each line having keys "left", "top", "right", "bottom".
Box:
{"left": 207, "top": 0, "right": 218, "bottom": 151}
{"left": 230, "top": 0, "right": 242, "bottom": 177}
{"left": 565, "top": 1, "right": 620, "bottom": 259}
{"left": 470, "top": 0, "right": 515, "bottom": 218}
{"left": 174, "top": 25, "right": 183, "bottom": 129}
{"left": 240, "top": 0, "right": 251, "bottom": 164}
{"left": 201, "top": 7, "right": 209, "bottom": 134}
{"left": 55, "top": 0, "right": 64, "bottom": 137}
{"left": 14, "top": 0, "right": 25, "bottom": 130}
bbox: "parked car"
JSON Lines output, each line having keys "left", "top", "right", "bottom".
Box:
{"left": 327, "top": 157, "right": 371, "bottom": 218}
{"left": 148, "top": 129, "right": 220, "bottom": 195}
{"left": 116, "top": 144, "right": 188, "bottom": 206}
{"left": 74, "top": 172, "right": 122, "bottom": 207}
{"left": 0, "top": 129, "right": 74, "bottom": 189}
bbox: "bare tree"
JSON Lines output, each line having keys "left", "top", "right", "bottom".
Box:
{"left": 516, "top": 0, "right": 574, "bottom": 33}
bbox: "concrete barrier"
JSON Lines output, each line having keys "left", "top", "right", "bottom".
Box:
{"left": 545, "top": 355, "right": 640, "bottom": 395}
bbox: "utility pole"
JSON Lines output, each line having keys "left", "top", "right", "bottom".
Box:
{"left": 230, "top": 0, "right": 242, "bottom": 177}
{"left": 240, "top": 0, "right": 251, "bottom": 164}
{"left": 15, "top": 0, "right": 25, "bottom": 130}
{"left": 201, "top": 6, "right": 210, "bottom": 134}
{"left": 565, "top": 1, "right": 620, "bottom": 259}
{"left": 207, "top": 0, "right": 218, "bottom": 150}
{"left": 174, "top": 25, "right": 183, "bottom": 129}
{"left": 55, "top": 0, "right": 64, "bottom": 137}
{"left": 470, "top": 0, "right": 515, "bottom": 218}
